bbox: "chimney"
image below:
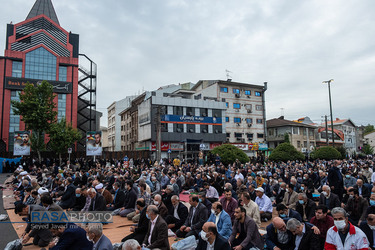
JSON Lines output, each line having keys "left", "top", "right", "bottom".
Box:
{"left": 279, "top": 116, "right": 284, "bottom": 120}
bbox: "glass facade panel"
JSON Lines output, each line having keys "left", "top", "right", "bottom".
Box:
{"left": 59, "top": 66, "right": 67, "bottom": 81}
{"left": 9, "top": 91, "right": 21, "bottom": 151}
{"left": 25, "top": 47, "right": 57, "bottom": 80}
{"left": 12, "top": 61, "right": 23, "bottom": 77}
{"left": 57, "top": 94, "right": 66, "bottom": 121}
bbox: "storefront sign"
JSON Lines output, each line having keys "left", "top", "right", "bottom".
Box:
{"left": 161, "top": 115, "right": 222, "bottom": 125}
{"left": 5, "top": 77, "right": 72, "bottom": 94}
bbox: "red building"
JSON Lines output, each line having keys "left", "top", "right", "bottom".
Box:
{"left": 0, "top": 0, "right": 80, "bottom": 152}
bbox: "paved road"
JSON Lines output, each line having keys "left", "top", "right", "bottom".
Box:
{"left": 0, "top": 173, "right": 20, "bottom": 249}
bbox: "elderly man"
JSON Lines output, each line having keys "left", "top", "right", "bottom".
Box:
{"left": 282, "top": 184, "right": 299, "bottom": 210}
{"left": 57, "top": 177, "right": 76, "bottom": 209}
{"left": 88, "top": 188, "right": 106, "bottom": 211}
{"left": 229, "top": 207, "right": 264, "bottom": 250}
{"left": 122, "top": 239, "right": 141, "bottom": 250}
{"left": 165, "top": 195, "right": 188, "bottom": 232}
{"left": 87, "top": 223, "right": 113, "bottom": 250}
{"left": 49, "top": 223, "right": 93, "bottom": 250}
{"left": 95, "top": 183, "right": 113, "bottom": 205}
{"left": 196, "top": 222, "right": 231, "bottom": 250}
{"left": 265, "top": 217, "right": 294, "bottom": 250}
{"left": 276, "top": 203, "right": 302, "bottom": 221}
{"left": 153, "top": 194, "right": 168, "bottom": 219}
{"left": 325, "top": 207, "right": 369, "bottom": 249}
{"left": 360, "top": 213, "right": 375, "bottom": 250}
{"left": 241, "top": 192, "right": 261, "bottom": 228}
{"left": 319, "top": 185, "right": 341, "bottom": 214}
{"left": 354, "top": 179, "right": 371, "bottom": 200}
{"left": 207, "top": 202, "right": 232, "bottom": 240}
{"left": 204, "top": 182, "right": 219, "bottom": 203}
{"left": 255, "top": 187, "right": 273, "bottom": 222}
{"left": 122, "top": 199, "right": 149, "bottom": 244}
{"left": 286, "top": 218, "right": 320, "bottom": 250}
{"left": 296, "top": 192, "right": 316, "bottom": 222}
{"left": 142, "top": 205, "right": 169, "bottom": 250}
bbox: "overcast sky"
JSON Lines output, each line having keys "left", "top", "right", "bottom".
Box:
{"left": 1, "top": 0, "right": 374, "bottom": 127}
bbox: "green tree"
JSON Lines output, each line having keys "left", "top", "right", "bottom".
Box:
{"left": 211, "top": 144, "right": 249, "bottom": 165}
{"left": 269, "top": 142, "right": 305, "bottom": 162}
{"left": 362, "top": 144, "right": 374, "bottom": 155}
{"left": 284, "top": 133, "right": 290, "bottom": 143}
{"left": 336, "top": 146, "right": 347, "bottom": 159}
{"left": 48, "top": 117, "right": 82, "bottom": 164}
{"left": 364, "top": 124, "right": 375, "bottom": 135}
{"left": 11, "top": 81, "right": 57, "bottom": 161}
{"left": 311, "top": 146, "right": 341, "bottom": 160}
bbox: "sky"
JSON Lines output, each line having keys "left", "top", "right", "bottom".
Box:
{"left": 1, "top": 0, "right": 374, "bottom": 127}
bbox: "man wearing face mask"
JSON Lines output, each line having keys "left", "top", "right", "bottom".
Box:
{"left": 165, "top": 195, "right": 188, "bottom": 232}
{"left": 325, "top": 207, "right": 369, "bottom": 250}
{"left": 107, "top": 182, "right": 125, "bottom": 211}
{"left": 345, "top": 188, "right": 368, "bottom": 226}
{"left": 48, "top": 223, "right": 93, "bottom": 250}
{"left": 282, "top": 184, "right": 299, "bottom": 210}
{"left": 359, "top": 213, "right": 375, "bottom": 249}
{"left": 367, "top": 193, "right": 375, "bottom": 216}
{"left": 196, "top": 222, "right": 231, "bottom": 250}
{"left": 276, "top": 203, "right": 302, "bottom": 222}
{"left": 319, "top": 185, "right": 341, "bottom": 214}
{"left": 207, "top": 202, "right": 232, "bottom": 240}
{"left": 265, "top": 217, "right": 294, "bottom": 250}
{"left": 296, "top": 193, "right": 316, "bottom": 222}
{"left": 327, "top": 160, "right": 345, "bottom": 201}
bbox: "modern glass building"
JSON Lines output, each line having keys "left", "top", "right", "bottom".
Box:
{"left": 0, "top": 0, "right": 79, "bottom": 152}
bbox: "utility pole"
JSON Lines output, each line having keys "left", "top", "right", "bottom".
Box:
{"left": 155, "top": 106, "right": 162, "bottom": 162}
{"left": 323, "top": 79, "right": 335, "bottom": 147}
{"left": 325, "top": 115, "right": 329, "bottom": 146}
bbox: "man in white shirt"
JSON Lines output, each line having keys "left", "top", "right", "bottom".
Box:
{"left": 254, "top": 187, "right": 273, "bottom": 222}
{"left": 286, "top": 218, "right": 320, "bottom": 250}
{"left": 142, "top": 205, "right": 169, "bottom": 250}
{"left": 204, "top": 182, "right": 219, "bottom": 203}
{"left": 241, "top": 192, "right": 261, "bottom": 228}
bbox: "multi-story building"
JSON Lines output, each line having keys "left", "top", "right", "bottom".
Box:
{"left": 0, "top": 0, "right": 83, "bottom": 152}
{"left": 329, "top": 118, "right": 357, "bottom": 154}
{"left": 267, "top": 116, "right": 317, "bottom": 154}
{"left": 107, "top": 96, "right": 136, "bottom": 151}
{"left": 364, "top": 131, "right": 375, "bottom": 150}
{"left": 191, "top": 80, "right": 268, "bottom": 156}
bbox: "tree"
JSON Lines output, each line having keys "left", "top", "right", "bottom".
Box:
{"left": 364, "top": 124, "right": 375, "bottom": 135}
{"left": 336, "top": 146, "right": 347, "bottom": 159}
{"left": 48, "top": 117, "right": 82, "bottom": 164}
{"left": 362, "top": 144, "right": 374, "bottom": 155}
{"left": 269, "top": 142, "right": 305, "bottom": 162}
{"left": 284, "top": 133, "right": 290, "bottom": 143}
{"left": 311, "top": 146, "right": 341, "bottom": 160}
{"left": 11, "top": 81, "right": 57, "bottom": 161}
{"left": 211, "top": 144, "right": 249, "bottom": 165}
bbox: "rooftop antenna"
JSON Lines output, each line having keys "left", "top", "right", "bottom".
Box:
{"left": 280, "top": 108, "right": 284, "bottom": 116}
{"left": 225, "top": 69, "right": 232, "bottom": 81}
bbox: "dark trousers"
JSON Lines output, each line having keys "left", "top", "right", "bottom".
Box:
{"left": 231, "top": 237, "right": 254, "bottom": 250}
{"left": 165, "top": 215, "right": 179, "bottom": 232}
{"left": 175, "top": 229, "right": 198, "bottom": 239}
{"left": 32, "top": 233, "right": 50, "bottom": 247}
{"left": 261, "top": 212, "right": 272, "bottom": 221}
{"left": 121, "top": 232, "right": 146, "bottom": 245}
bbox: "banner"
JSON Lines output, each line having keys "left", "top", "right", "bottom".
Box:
{"left": 86, "top": 131, "right": 102, "bottom": 156}
{"left": 161, "top": 115, "right": 222, "bottom": 125}
{"left": 14, "top": 131, "right": 31, "bottom": 156}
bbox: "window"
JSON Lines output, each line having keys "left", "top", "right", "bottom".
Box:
{"left": 186, "top": 107, "right": 194, "bottom": 116}
{"left": 297, "top": 141, "right": 301, "bottom": 148}
{"left": 226, "top": 133, "right": 230, "bottom": 138}
{"left": 245, "top": 104, "right": 252, "bottom": 110}
{"left": 244, "top": 90, "right": 251, "bottom": 95}
{"left": 59, "top": 66, "right": 67, "bottom": 81}
{"left": 226, "top": 102, "right": 229, "bottom": 108}
{"left": 257, "top": 133, "right": 264, "bottom": 138}
{"left": 187, "top": 124, "right": 195, "bottom": 133}
{"left": 233, "top": 103, "right": 240, "bottom": 109}
{"left": 232, "top": 88, "right": 240, "bottom": 94}
{"left": 25, "top": 47, "right": 57, "bottom": 80}
{"left": 256, "top": 119, "right": 263, "bottom": 124}
{"left": 234, "top": 133, "right": 242, "bottom": 138}
{"left": 304, "top": 141, "right": 307, "bottom": 147}
{"left": 220, "top": 87, "right": 228, "bottom": 93}
{"left": 293, "top": 127, "right": 299, "bottom": 134}
{"left": 212, "top": 109, "right": 221, "bottom": 118}
{"left": 174, "top": 123, "right": 183, "bottom": 133}
{"left": 173, "top": 106, "right": 183, "bottom": 116}
{"left": 256, "top": 105, "right": 263, "bottom": 111}
{"left": 201, "top": 125, "right": 208, "bottom": 133}
{"left": 234, "top": 117, "right": 241, "bottom": 123}
{"left": 247, "top": 133, "right": 253, "bottom": 140}
{"left": 213, "top": 125, "right": 222, "bottom": 134}
{"left": 200, "top": 108, "right": 208, "bottom": 117}
{"left": 225, "top": 117, "right": 229, "bottom": 122}
{"left": 57, "top": 94, "right": 66, "bottom": 121}
{"left": 246, "top": 118, "right": 253, "bottom": 124}
{"left": 255, "top": 91, "right": 261, "bottom": 96}
{"left": 12, "top": 61, "right": 22, "bottom": 77}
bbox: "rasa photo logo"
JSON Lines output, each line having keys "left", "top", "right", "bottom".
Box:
{"left": 30, "top": 211, "right": 113, "bottom": 224}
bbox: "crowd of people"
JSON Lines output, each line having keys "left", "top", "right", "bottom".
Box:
{"left": 7, "top": 155, "right": 375, "bottom": 249}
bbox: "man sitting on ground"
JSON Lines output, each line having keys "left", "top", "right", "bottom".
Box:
{"left": 196, "top": 222, "right": 231, "bottom": 250}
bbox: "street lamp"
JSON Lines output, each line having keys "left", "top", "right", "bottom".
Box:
{"left": 322, "top": 79, "right": 335, "bottom": 147}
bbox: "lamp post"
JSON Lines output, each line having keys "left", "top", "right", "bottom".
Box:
{"left": 323, "top": 79, "right": 334, "bottom": 147}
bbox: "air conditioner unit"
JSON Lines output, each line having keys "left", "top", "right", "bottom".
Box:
{"left": 247, "top": 124, "right": 252, "bottom": 127}
{"left": 247, "top": 110, "right": 252, "bottom": 113}
{"left": 235, "top": 109, "right": 239, "bottom": 112}
{"left": 235, "top": 94, "right": 240, "bottom": 98}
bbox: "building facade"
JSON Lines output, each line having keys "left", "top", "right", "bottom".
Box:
{"left": 0, "top": 0, "right": 80, "bottom": 152}
{"left": 330, "top": 118, "right": 357, "bottom": 154}
{"left": 364, "top": 131, "right": 375, "bottom": 150}
{"left": 267, "top": 116, "right": 317, "bottom": 154}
